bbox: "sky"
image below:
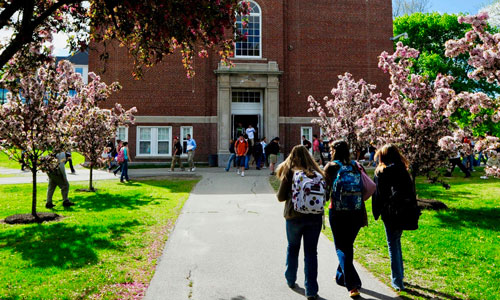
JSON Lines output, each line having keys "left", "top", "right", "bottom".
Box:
{"left": 427, "top": 0, "right": 488, "bottom": 15}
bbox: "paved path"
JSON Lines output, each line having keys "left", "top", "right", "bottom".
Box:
{"left": 145, "top": 170, "right": 400, "bottom": 300}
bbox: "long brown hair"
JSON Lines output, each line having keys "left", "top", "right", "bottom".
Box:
{"left": 331, "top": 140, "right": 350, "bottom": 165}
{"left": 276, "top": 145, "right": 324, "bottom": 180}
{"left": 375, "top": 144, "right": 409, "bottom": 175}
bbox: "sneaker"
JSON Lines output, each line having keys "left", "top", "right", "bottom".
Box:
{"left": 349, "top": 288, "right": 360, "bottom": 298}
{"left": 45, "top": 203, "right": 56, "bottom": 209}
{"left": 192, "top": 167, "right": 196, "bottom": 172}
{"left": 263, "top": 166, "right": 267, "bottom": 169}
{"left": 70, "top": 171, "right": 77, "bottom": 175}
{"left": 63, "top": 201, "right": 75, "bottom": 207}
{"left": 225, "top": 168, "right": 229, "bottom": 172}
{"left": 237, "top": 170, "right": 240, "bottom": 175}
{"left": 480, "top": 176, "right": 488, "bottom": 180}
{"left": 120, "top": 179, "right": 125, "bottom": 183}
{"left": 241, "top": 172, "right": 245, "bottom": 177}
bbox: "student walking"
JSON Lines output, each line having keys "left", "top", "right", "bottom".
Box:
{"left": 171, "top": 136, "right": 184, "bottom": 171}
{"left": 235, "top": 134, "right": 249, "bottom": 177}
{"left": 261, "top": 137, "right": 268, "bottom": 168}
{"left": 46, "top": 152, "right": 75, "bottom": 209}
{"left": 119, "top": 142, "right": 131, "bottom": 183}
{"left": 276, "top": 145, "right": 326, "bottom": 300}
{"left": 266, "top": 137, "right": 280, "bottom": 175}
{"left": 312, "top": 135, "right": 321, "bottom": 164}
{"left": 246, "top": 124, "right": 256, "bottom": 146}
{"left": 186, "top": 134, "right": 197, "bottom": 172}
{"left": 372, "top": 144, "right": 420, "bottom": 292}
{"left": 225, "top": 139, "right": 236, "bottom": 172}
{"left": 253, "top": 138, "right": 263, "bottom": 170}
{"left": 113, "top": 140, "right": 123, "bottom": 176}
{"left": 324, "top": 140, "right": 367, "bottom": 298}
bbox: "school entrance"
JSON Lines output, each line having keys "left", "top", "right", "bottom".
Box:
{"left": 215, "top": 62, "right": 282, "bottom": 166}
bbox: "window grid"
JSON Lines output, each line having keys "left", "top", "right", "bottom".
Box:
{"left": 235, "top": 1, "right": 261, "bottom": 58}
{"left": 139, "top": 128, "right": 152, "bottom": 155}
{"left": 137, "top": 127, "right": 172, "bottom": 156}
{"left": 117, "top": 127, "right": 128, "bottom": 142}
{"left": 231, "top": 91, "right": 261, "bottom": 103}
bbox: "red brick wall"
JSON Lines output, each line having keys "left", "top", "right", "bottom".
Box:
{"left": 89, "top": 0, "right": 393, "bottom": 161}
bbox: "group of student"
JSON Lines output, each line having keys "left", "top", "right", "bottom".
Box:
{"left": 276, "top": 140, "right": 420, "bottom": 299}
{"left": 226, "top": 134, "right": 281, "bottom": 176}
{"left": 102, "top": 139, "right": 130, "bottom": 182}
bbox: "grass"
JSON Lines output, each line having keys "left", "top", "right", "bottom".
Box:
{"left": 269, "top": 168, "right": 500, "bottom": 299}
{"left": 0, "top": 178, "right": 199, "bottom": 300}
{"left": 0, "top": 152, "right": 85, "bottom": 170}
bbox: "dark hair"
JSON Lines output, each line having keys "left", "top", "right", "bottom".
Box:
{"left": 313, "top": 134, "right": 318, "bottom": 138}
{"left": 123, "top": 142, "right": 128, "bottom": 146}
{"left": 331, "top": 140, "right": 350, "bottom": 164}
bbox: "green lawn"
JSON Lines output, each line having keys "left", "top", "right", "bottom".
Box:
{"left": 0, "top": 178, "right": 199, "bottom": 300}
{"left": 270, "top": 168, "right": 500, "bottom": 299}
{"left": 0, "top": 152, "right": 85, "bottom": 170}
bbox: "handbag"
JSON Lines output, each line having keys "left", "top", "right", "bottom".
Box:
{"left": 356, "top": 162, "right": 376, "bottom": 201}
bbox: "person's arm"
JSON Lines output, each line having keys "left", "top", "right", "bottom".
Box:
{"left": 244, "top": 143, "right": 248, "bottom": 156}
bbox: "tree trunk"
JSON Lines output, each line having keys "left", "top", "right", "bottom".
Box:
{"left": 31, "top": 167, "right": 37, "bottom": 218}
{"left": 89, "top": 165, "right": 94, "bottom": 192}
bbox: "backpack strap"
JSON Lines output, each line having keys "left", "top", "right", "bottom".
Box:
{"left": 333, "top": 160, "right": 343, "bottom": 167}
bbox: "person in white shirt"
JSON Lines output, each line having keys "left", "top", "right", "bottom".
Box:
{"left": 261, "top": 137, "right": 267, "bottom": 169}
{"left": 246, "top": 125, "right": 256, "bottom": 146}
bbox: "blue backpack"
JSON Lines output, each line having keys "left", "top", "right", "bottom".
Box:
{"left": 332, "top": 160, "right": 363, "bottom": 211}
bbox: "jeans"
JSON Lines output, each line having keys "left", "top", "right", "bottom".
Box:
{"left": 384, "top": 223, "right": 404, "bottom": 290}
{"left": 255, "top": 155, "right": 262, "bottom": 169}
{"left": 462, "top": 155, "right": 474, "bottom": 171}
{"left": 120, "top": 160, "right": 129, "bottom": 181}
{"left": 329, "top": 210, "right": 362, "bottom": 291}
{"left": 225, "top": 153, "right": 236, "bottom": 171}
{"left": 285, "top": 217, "right": 322, "bottom": 297}
{"left": 245, "top": 154, "right": 250, "bottom": 169}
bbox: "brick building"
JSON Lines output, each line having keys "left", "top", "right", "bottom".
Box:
{"left": 90, "top": 0, "right": 393, "bottom": 166}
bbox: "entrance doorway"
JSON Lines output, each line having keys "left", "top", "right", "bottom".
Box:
{"left": 232, "top": 114, "right": 260, "bottom": 140}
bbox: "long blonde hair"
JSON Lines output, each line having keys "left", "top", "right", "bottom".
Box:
{"left": 375, "top": 144, "right": 409, "bottom": 175}
{"left": 276, "top": 145, "right": 324, "bottom": 180}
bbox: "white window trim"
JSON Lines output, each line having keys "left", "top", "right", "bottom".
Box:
{"left": 301, "top": 126, "right": 313, "bottom": 153}
{"left": 180, "top": 126, "right": 193, "bottom": 157}
{"left": 136, "top": 126, "right": 172, "bottom": 157}
{"left": 234, "top": 0, "right": 262, "bottom": 59}
{"left": 117, "top": 126, "right": 129, "bottom": 142}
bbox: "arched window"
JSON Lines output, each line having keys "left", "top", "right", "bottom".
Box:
{"left": 235, "top": 1, "right": 261, "bottom": 58}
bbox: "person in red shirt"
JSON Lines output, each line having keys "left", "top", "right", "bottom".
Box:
{"left": 313, "top": 135, "right": 321, "bottom": 163}
{"left": 234, "top": 134, "right": 249, "bottom": 177}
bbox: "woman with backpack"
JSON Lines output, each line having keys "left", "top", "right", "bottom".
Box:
{"left": 324, "top": 140, "right": 367, "bottom": 298}
{"left": 118, "top": 141, "right": 131, "bottom": 183}
{"left": 276, "top": 145, "right": 326, "bottom": 300}
{"left": 372, "top": 144, "right": 420, "bottom": 292}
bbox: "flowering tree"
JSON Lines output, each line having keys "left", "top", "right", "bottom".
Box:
{"left": 0, "top": 0, "right": 250, "bottom": 78}
{"left": 308, "top": 73, "right": 382, "bottom": 156}
{"left": 444, "top": 12, "right": 500, "bottom": 178}
{"left": 357, "top": 42, "right": 499, "bottom": 186}
{"left": 0, "top": 60, "right": 74, "bottom": 218}
{"left": 68, "top": 72, "right": 136, "bottom": 191}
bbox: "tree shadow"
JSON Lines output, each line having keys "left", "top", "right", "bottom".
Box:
{"left": 434, "top": 207, "right": 500, "bottom": 231}
{"left": 414, "top": 188, "right": 474, "bottom": 203}
{"left": 65, "top": 192, "right": 163, "bottom": 212}
{"left": 359, "top": 287, "right": 401, "bottom": 299}
{"left": 0, "top": 220, "right": 140, "bottom": 269}
{"left": 138, "top": 178, "right": 200, "bottom": 194}
{"left": 399, "top": 283, "right": 463, "bottom": 300}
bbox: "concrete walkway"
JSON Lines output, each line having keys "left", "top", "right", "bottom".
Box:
{"left": 145, "top": 170, "right": 400, "bottom": 300}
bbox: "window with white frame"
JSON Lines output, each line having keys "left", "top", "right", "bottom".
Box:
{"left": 301, "top": 127, "right": 313, "bottom": 152}
{"left": 117, "top": 126, "right": 128, "bottom": 142}
{"left": 181, "top": 126, "right": 193, "bottom": 155}
{"left": 137, "top": 127, "right": 172, "bottom": 156}
{"left": 235, "top": 1, "right": 261, "bottom": 58}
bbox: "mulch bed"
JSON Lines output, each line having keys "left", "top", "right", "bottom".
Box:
{"left": 3, "top": 213, "right": 61, "bottom": 224}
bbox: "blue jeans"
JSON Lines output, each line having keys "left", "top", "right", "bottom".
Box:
{"left": 384, "top": 223, "right": 404, "bottom": 290}
{"left": 285, "top": 217, "right": 322, "bottom": 297}
{"left": 255, "top": 155, "right": 262, "bottom": 169}
{"left": 244, "top": 154, "right": 250, "bottom": 169}
{"left": 462, "top": 155, "right": 474, "bottom": 171}
{"left": 225, "top": 153, "right": 236, "bottom": 171}
{"left": 120, "top": 160, "right": 129, "bottom": 181}
{"left": 329, "top": 210, "right": 362, "bottom": 291}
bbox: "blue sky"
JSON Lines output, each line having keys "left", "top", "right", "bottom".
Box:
{"left": 427, "top": 0, "right": 488, "bottom": 15}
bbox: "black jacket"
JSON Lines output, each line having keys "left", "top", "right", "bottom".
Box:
{"left": 372, "top": 163, "right": 419, "bottom": 230}
{"left": 265, "top": 141, "right": 279, "bottom": 155}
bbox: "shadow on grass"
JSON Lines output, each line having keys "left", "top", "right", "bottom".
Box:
{"left": 415, "top": 186, "right": 474, "bottom": 203}
{"left": 400, "top": 283, "right": 463, "bottom": 300}
{"left": 68, "top": 192, "right": 163, "bottom": 212}
{"left": 139, "top": 179, "right": 199, "bottom": 194}
{"left": 0, "top": 220, "right": 140, "bottom": 269}
{"left": 434, "top": 207, "right": 500, "bottom": 231}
